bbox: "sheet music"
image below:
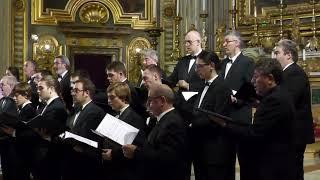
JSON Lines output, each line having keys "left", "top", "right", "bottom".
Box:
{"left": 61, "top": 131, "right": 98, "bottom": 148}
{"left": 232, "top": 90, "right": 237, "bottom": 96}
{"left": 182, "top": 91, "right": 198, "bottom": 101}
{"left": 95, "top": 113, "right": 139, "bottom": 145}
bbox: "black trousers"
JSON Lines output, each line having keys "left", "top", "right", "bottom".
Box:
{"left": 294, "top": 144, "right": 306, "bottom": 180}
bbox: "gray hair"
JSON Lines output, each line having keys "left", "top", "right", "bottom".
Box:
{"left": 1, "top": 75, "right": 18, "bottom": 88}
{"left": 224, "top": 30, "right": 245, "bottom": 49}
{"left": 141, "top": 49, "right": 159, "bottom": 63}
{"left": 276, "top": 39, "right": 298, "bottom": 63}
{"left": 55, "top": 55, "right": 70, "bottom": 67}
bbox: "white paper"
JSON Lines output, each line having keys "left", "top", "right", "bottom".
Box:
{"left": 232, "top": 90, "right": 237, "bottom": 96}
{"left": 61, "top": 131, "right": 98, "bottom": 148}
{"left": 182, "top": 91, "right": 198, "bottom": 101}
{"left": 95, "top": 114, "right": 139, "bottom": 145}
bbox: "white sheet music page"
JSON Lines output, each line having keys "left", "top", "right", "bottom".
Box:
{"left": 182, "top": 91, "right": 198, "bottom": 101}
{"left": 63, "top": 131, "right": 98, "bottom": 148}
{"left": 96, "top": 113, "right": 139, "bottom": 145}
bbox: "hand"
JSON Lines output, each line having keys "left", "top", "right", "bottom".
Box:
{"left": 102, "top": 149, "right": 112, "bottom": 160}
{"left": 0, "top": 125, "right": 15, "bottom": 136}
{"left": 230, "top": 95, "right": 237, "bottom": 103}
{"left": 122, "top": 144, "right": 137, "bottom": 159}
{"left": 176, "top": 80, "right": 189, "bottom": 90}
{"left": 73, "top": 145, "right": 83, "bottom": 153}
{"left": 34, "top": 128, "right": 50, "bottom": 140}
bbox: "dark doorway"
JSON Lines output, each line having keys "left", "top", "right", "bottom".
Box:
{"left": 74, "top": 54, "right": 111, "bottom": 90}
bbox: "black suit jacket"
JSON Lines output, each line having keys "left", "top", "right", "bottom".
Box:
{"left": 18, "top": 103, "right": 37, "bottom": 123}
{"left": 282, "top": 63, "right": 315, "bottom": 144}
{"left": 226, "top": 86, "right": 295, "bottom": 180}
{"left": 220, "top": 53, "right": 255, "bottom": 124}
{"left": 125, "top": 80, "right": 149, "bottom": 119}
{"left": 41, "top": 97, "right": 68, "bottom": 136}
{"left": 69, "top": 101, "right": 105, "bottom": 139}
{"left": 191, "top": 77, "right": 234, "bottom": 165}
{"left": 59, "top": 72, "right": 73, "bottom": 113}
{"left": 103, "top": 107, "right": 146, "bottom": 180}
{"left": 168, "top": 55, "right": 205, "bottom": 92}
{"left": 134, "top": 109, "right": 188, "bottom": 180}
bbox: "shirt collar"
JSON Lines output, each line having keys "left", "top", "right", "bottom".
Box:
{"left": 206, "top": 75, "right": 218, "bottom": 85}
{"left": 21, "top": 100, "right": 32, "bottom": 109}
{"left": 60, "top": 70, "right": 68, "bottom": 79}
{"left": 229, "top": 51, "right": 242, "bottom": 63}
{"left": 121, "top": 78, "right": 127, "bottom": 83}
{"left": 81, "top": 100, "right": 92, "bottom": 110}
{"left": 156, "top": 107, "right": 175, "bottom": 122}
{"left": 46, "top": 95, "right": 59, "bottom": 106}
{"left": 119, "top": 104, "right": 130, "bottom": 116}
{"left": 283, "top": 62, "right": 294, "bottom": 71}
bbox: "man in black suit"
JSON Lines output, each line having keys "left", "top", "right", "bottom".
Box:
{"left": 274, "top": 39, "right": 315, "bottom": 180}
{"left": 123, "top": 84, "right": 189, "bottom": 180}
{"left": 212, "top": 58, "right": 295, "bottom": 180}
{"left": 106, "top": 61, "right": 148, "bottom": 118}
{"left": 0, "top": 75, "right": 20, "bottom": 180}
{"left": 220, "top": 30, "right": 255, "bottom": 179}
{"left": 63, "top": 78, "right": 105, "bottom": 180}
{"left": 23, "top": 60, "right": 39, "bottom": 108}
{"left": 2, "top": 82, "right": 38, "bottom": 180}
{"left": 53, "top": 55, "right": 73, "bottom": 113}
{"left": 191, "top": 50, "right": 234, "bottom": 180}
{"left": 32, "top": 75, "right": 68, "bottom": 180}
{"left": 167, "top": 30, "right": 204, "bottom": 92}
{"left": 102, "top": 82, "right": 146, "bottom": 180}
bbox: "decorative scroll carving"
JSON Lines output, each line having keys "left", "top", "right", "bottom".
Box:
{"left": 79, "top": 2, "right": 109, "bottom": 24}
{"left": 127, "top": 37, "right": 151, "bottom": 84}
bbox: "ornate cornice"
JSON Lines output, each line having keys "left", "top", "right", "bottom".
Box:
{"left": 31, "top": 0, "right": 155, "bottom": 29}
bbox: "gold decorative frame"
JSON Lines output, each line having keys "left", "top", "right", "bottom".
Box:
{"left": 31, "top": 0, "right": 155, "bottom": 29}
{"left": 127, "top": 37, "right": 151, "bottom": 84}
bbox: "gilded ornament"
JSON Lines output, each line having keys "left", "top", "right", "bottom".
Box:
{"left": 79, "top": 2, "right": 109, "bottom": 24}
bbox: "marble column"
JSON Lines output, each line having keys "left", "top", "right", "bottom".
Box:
{"left": 0, "top": 0, "right": 12, "bottom": 76}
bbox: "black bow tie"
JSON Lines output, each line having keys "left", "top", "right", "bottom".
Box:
{"left": 189, "top": 55, "right": 197, "bottom": 59}
{"left": 227, "top": 58, "right": 233, "bottom": 64}
{"left": 58, "top": 74, "right": 62, "bottom": 79}
{"left": 205, "top": 82, "right": 211, "bottom": 86}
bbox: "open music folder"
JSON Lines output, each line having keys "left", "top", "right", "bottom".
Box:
{"left": 92, "top": 113, "right": 139, "bottom": 146}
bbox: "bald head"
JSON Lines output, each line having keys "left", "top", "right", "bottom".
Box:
{"left": 185, "top": 30, "right": 202, "bottom": 55}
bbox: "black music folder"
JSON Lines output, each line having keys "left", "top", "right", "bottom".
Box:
{"left": 196, "top": 108, "right": 232, "bottom": 121}
{"left": 234, "top": 82, "right": 260, "bottom": 103}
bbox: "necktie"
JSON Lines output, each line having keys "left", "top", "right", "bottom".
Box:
{"left": 115, "top": 111, "right": 121, "bottom": 119}
{"left": 205, "top": 81, "right": 211, "bottom": 86}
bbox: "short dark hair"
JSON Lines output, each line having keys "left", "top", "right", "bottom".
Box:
{"left": 106, "top": 61, "right": 127, "bottom": 76}
{"left": 12, "top": 82, "right": 32, "bottom": 99}
{"left": 276, "top": 39, "right": 298, "bottom": 63}
{"left": 197, "top": 50, "right": 221, "bottom": 71}
{"left": 7, "top": 66, "right": 20, "bottom": 82}
{"left": 255, "top": 58, "right": 283, "bottom": 85}
{"left": 40, "top": 75, "right": 60, "bottom": 94}
{"left": 144, "top": 64, "right": 162, "bottom": 78}
{"left": 75, "top": 78, "right": 96, "bottom": 99}
{"left": 38, "top": 69, "right": 52, "bottom": 77}
{"left": 106, "top": 82, "right": 131, "bottom": 103}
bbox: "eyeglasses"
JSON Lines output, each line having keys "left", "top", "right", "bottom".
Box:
{"left": 184, "top": 40, "right": 199, "bottom": 45}
{"left": 224, "top": 40, "right": 237, "bottom": 44}
{"left": 195, "top": 63, "right": 209, "bottom": 68}
{"left": 71, "top": 88, "right": 85, "bottom": 93}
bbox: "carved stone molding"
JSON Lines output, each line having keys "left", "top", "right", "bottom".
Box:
{"left": 79, "top": 2, "right": 110, "bottom": 24}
